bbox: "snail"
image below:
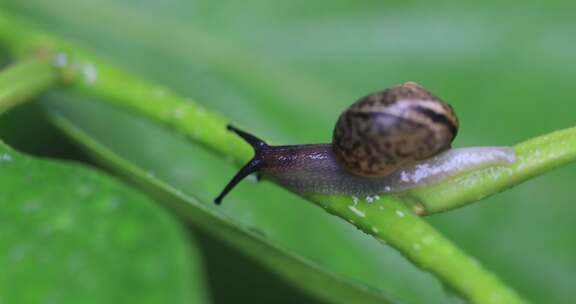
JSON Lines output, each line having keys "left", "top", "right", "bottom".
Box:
{"left": 214, "top": 82, "right": 516, "bottom": 205}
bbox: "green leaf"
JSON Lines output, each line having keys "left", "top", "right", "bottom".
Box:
{"left": 0, "top": 141, "right": 207, "bottom": 304}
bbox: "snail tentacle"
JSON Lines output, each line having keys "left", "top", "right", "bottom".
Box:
{"left": 214, "top": 125, "right": 268, "bottom": 205}
{"left": 227, "top": 124, "right": 268, "bottom": 151}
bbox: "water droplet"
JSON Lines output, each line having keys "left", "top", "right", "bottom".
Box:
{"left": 422, "top": 235, "right": 434, "bottom": 245}
{"left": 53, "top": 52, "right": 68, "bottom": 68}
{"left": 365, "top": 195, "right": 381, "bottom": 203}
{"left": 82, "top": 62, "right": 98, "bottom": 84}
{"left": 348, "top": 205, "right": 366, "bottom": 218}
{"left": 0, "top": 153, "right": 12, "bottom": 162}
{"left": 173, "top": 104, "right": 187, "bottom": 119}
{"left": 351, "top": 196, "right": 359, "bottom": 206}
{"left": 245, "top": 174, "right": 259, "bottom": 182}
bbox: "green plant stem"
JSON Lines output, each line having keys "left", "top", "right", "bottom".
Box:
{"left": 7, "top": 12, "right": 574, "bottom": 303}
{"left": 0, "top": 57, "right": 59, "bottom": 114}
{"left": 0, "top": 13, "right": 252, "bottom": 165}
{"left": 308, "top": 193, "right": 520, "bottom": 303}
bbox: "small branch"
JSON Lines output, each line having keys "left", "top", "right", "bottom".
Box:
{"left": 0, "top": 12, "right": 253, "bottom": 165}
{"left": 0, "top": 57, "right": 60, "bottom": 114}
{"left": 307, "top": 193, "right": 523, "bottom": 303}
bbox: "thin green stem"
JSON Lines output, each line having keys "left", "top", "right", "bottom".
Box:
{"left": 7, "top": 12, "right": 574, "bottom": 303}
{"left": 411, "top": 126, "right": 576, "bottom": 214}
{"left": 308, "top": 193, "right": 522, "bottom": 303}
{"left": 0, "top": 57, "right": 59, "bottom": 114}
{"left": 0, "top": 12, "right": 252, "bottom": 165}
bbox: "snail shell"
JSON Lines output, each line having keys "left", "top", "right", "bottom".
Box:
{"left": 333, "top": 82, "right": 459, "bottom": 177}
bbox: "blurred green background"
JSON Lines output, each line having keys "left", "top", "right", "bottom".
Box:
{"left": 1, "top": 0, "right": 575, "bottom": 303}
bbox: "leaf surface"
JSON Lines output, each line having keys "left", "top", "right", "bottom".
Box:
{"left": 0, "top": 141, "right": 207, "bottom": 304}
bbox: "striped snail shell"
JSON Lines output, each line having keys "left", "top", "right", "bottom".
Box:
{"left": 333, "top": 81, "right": 459, "bottom": 177}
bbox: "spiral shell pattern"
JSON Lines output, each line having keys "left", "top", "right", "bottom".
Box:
{"left": 333, "top": 82, "right": 459, "bottom": 177}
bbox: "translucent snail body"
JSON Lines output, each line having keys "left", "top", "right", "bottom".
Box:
{"left": 214, "top": 82, "right": 516, "bottom": 204}
{"left": 258, "top": 144, "right": 515, "bottom": 196}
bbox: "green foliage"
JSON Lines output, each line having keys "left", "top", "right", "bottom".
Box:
{"left": 1, "top": 0, "right": 576, "bottom": 303}
{"left": 0, "top": 142, "right": 206, "bottom": 303}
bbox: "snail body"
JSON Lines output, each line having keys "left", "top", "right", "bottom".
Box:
{"left": 258, "top": 144, "right": 514, "bottom": 196}
{"left": 214, "top": 82, "right": 516, "bottom": 205}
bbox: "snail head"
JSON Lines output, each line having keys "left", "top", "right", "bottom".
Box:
{"left": 214, "top": 125, "right": 268, "bottom": 205}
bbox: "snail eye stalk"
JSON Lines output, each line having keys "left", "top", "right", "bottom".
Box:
{"left": 226, "top": 125, "right": 268, "bottom": 152}
{"left": 214, "top": 125, "right": 268, "bottom": 205}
